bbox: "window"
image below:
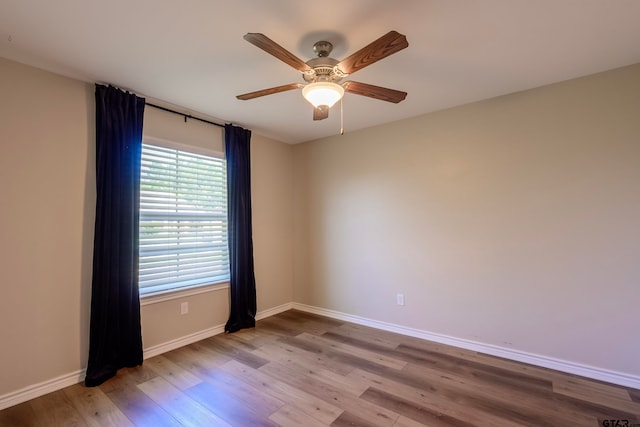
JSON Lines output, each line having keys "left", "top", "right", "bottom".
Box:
{"left": 139, "top": 142, "right": 229, "bottom": 296}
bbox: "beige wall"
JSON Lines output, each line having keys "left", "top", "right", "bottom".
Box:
{"left": 0, "top": 57, "right": 294, "bottom": 398}
{"left": 251, "top": 133, "right": 294, "bottom": 313}
{"left": 141, "top": 289, "right": 230, "bottom": 350}
{"left": 292, "top": 64, "right": 640, "bottom": 377}
{"left": 0, "top": 57, "right": 94, "bottom": 396}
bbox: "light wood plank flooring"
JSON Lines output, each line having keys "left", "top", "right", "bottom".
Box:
{"left": 1, "top": 310, "right": 639, "bottom": 426}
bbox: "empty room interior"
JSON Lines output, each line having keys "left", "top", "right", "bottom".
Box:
{"left": 1, "top": 1, "right": 639, "bottom": 425}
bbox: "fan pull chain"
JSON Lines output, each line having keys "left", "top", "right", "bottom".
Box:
{"left": 340, "top": 97, "right": 344, "bottom": 135}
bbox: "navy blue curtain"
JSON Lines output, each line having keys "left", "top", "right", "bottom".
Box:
{"left": 224, "top": 124, "right": 257, "bottom": 333}
{"left": 85, "top": 85, "right": 145, "bottom": 387}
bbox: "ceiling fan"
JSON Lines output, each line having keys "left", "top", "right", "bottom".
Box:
{"left": 236, "top": 31, "right": 409, "bottom": 120}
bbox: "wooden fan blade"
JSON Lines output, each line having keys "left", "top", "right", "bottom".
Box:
{"left": 343, "top": 81, "right": 407, "bottom": 103}
{"left": 313, "top": 105, "right": 329, "bottom": 121}
{"left": 336, "top": 31, "right": 408, "bottom": 75}
{"left": 236, "top": 83, "right": 303, "bottom": 100}
{"left": 244, "top": 33, "right": 311, "bottom": 72}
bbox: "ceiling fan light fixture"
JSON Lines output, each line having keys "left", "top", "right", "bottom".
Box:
{"left": 302, "top": 82, "right": 344, "bottom": 108}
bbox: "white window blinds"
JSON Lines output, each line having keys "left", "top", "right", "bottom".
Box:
{"left": 139, "top": 143, "right": 229, "bottom": 295}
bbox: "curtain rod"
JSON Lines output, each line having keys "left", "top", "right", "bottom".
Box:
{"left": 147, "top": 102, "right": 225, "bottom": 129}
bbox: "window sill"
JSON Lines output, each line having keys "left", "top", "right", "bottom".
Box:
{"left": 140, "top": 282, "right": 230, "bottom": 306}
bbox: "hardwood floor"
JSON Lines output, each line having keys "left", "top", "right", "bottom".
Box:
{"left": 1, "top": 310, "right": 639, "bottom": 426}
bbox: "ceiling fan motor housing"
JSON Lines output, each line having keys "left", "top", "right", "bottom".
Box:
{"left": 302, "top": 40, "right": 347, "bottom": 84}
{"left": 303, "top": 57, "right": 345, "bottom": 83}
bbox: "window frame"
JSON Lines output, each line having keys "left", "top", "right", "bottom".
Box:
{"left": 138, "top": 136, "right": 229, "bottom": 299}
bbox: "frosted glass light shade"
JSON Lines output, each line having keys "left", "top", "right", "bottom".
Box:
{"left": 302, "top": 82, "right": 345, "bottom": 108}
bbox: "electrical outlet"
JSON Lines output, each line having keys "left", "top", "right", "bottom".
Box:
{"left": 180, "top": 301, "right": 189, "bottom": 315}
{"left": 396, "top": 293, "right": 405, "bottom": 306}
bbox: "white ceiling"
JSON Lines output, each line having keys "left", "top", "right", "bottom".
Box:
{"left": 1, "top": 0, "right": 639, "bottom": 144}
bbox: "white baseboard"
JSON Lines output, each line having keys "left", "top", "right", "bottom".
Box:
{"left": 143, "top": 324, "right": 226, "bottom": 359}
{"left": 0, "top": 369, "right": 86, "bottom": 411}
{"left": 291, "top": 302, "right": 640, "bottom": 390}
{"left": 256, "top": 302, "right": 293, "bottom": 321}
{"left": 0, "top": 302, "right": 292, "bottom": 411}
